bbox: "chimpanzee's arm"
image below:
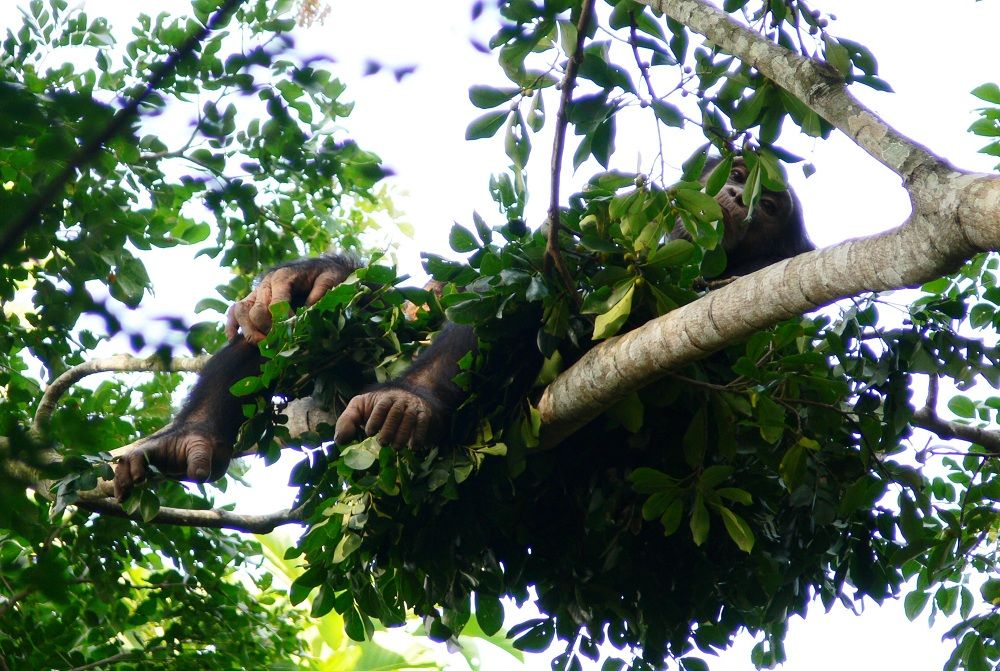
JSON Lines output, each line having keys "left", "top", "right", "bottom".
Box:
{"left": 114, "top": 254, "right": 356, "bottom": 501}
{"left": 334, "top": 322, "right": 477, "bottom": 449}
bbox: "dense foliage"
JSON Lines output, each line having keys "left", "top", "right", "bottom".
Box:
{"left": 3, "top": 1, "right": 1000, "bottom": 671}
{"left": 0, "top": 1, "right": 392, "bottom": 668}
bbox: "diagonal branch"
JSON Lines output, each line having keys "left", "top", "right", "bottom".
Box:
{"left": 535, "top": 0, "right": 1000, "bottom": 446}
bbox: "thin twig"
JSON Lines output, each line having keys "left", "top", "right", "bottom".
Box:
{"left": 628, "top": 13, "right": 666, "bottom": 182}
{"left": 544, "top": 0, "right": 597, "bottom": 305}
{"left": 0, "top": 0, "right": 248, "bottom": 257}
{"left": 77, "top": 497, "right": 306, "bottom": 534}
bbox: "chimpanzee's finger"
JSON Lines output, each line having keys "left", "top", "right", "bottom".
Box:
{"left": 305, "top": 270, "right": 341, "bottom": 306}
{"left": 225, "top": 303, "right": 239, "bottom": 339}
{"left": 231, "top": 296, "right": 268, "bottom": 343}
{"left": 391, "top": 409, "right": 417, "bottom": 449}
{"left": 334, "top": 393, "right": 372, "bottom": 444}
{"left": 410, "top": 409, "right": 431, "bottom": 449}
{"left": 114, "top": 452, "right": 146, "bottom": 502}
{"left": 365, "top": 397, "right": 394, "bottom": 438}
{"left": 377, "top": 402, "right": 407, "bottom": 448}
{"left": 185, "top": 438, "right": 214, "bottom": 482}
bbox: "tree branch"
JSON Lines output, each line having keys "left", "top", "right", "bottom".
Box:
{"left": 912, "top": 407, "right": 1000, "bottom": 454}
{"left": 32, "top": 354, "right": 208, "bottom": 436}
{"left": 545, "top": 0, "right": 596, "bottom": 302}
{"left": 77, "top": 496, "right": 305, "bottom": 534}
{"left": 535, "top": 0, "right": 1000, "bottom": 446}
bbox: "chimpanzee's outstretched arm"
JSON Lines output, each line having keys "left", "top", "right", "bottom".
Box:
{"left": 113, "top": 337, "right": 262, "bottom": 500}
{"left": 114, "top": 254, "right": 476, "bottom": 500}
{"left": 114, "top": 255, "right": 357, "bottom": 501}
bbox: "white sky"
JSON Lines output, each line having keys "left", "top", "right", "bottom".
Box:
{"left": 4, "top": 1, "right": 1000, "bottom": 669}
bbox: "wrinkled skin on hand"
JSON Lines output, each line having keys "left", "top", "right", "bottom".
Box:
{"left": 114, "top": 426, "right": 233, "bottom": 501}
{"left": 334, "top": 387, "right": 438, "bottom": 449}
{"left": 226, "top": 257, "right": 350, "bottom": 343}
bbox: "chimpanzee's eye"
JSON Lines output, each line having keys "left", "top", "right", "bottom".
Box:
{"left": 759, "top": 197, "right": 778, "bottom": 215}
{"left": 729, "top": 168, "right": 747, "bottom": 184}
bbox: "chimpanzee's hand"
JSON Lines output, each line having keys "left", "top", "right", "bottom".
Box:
{"left": 334, "top": 388, "right": 436, "bottom": 449}
{"left": 113, "top": 428, "right": 234, "bottom": 502}
{"left": 226, "top": 259, "right": 348, "bottom": 343}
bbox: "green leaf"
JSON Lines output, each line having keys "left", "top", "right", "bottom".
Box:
{"left": 138, "top": 490, "right": 160, "bottom": 522}
{"left": 608, "top": 392, "right": 644, "bottom": 432}
{"left": 629, "top": 467, "right": 677, "bottom": 494}
{"left": 449, "top": 224, "right": 480, "bottom": 252}
{"left": 512, "top": 619, "right": 554, "bottom": 652}
{"left": 972, "top": 82, "right": 1000, "bottom": 105}
{"left": 680, "top": 657, "right": 710, "bottom": 671}
{"left": 717, "top": 487, "right": 752, "bottom": 505}
{"left": 466, "top": 110, "right": 509, "bottom": 140}
{"left": 593, "top": 282, "right": 634, "bottom": 340}
{"left": 310, "top": 584, "right": 336, "bottom": 617}
{"left": 699, "top": 465, "right": 733, "bottom": 490}
{"left": 345, "top": 604, "right": 373, "bottom": 641}
{"left": 948, "top": 395, "right": 976, "bottom": 418}
{"left": 690, "top": 493, "right": 710, "bottom": 545}
{"left": 779, "top": 443, "right": 807, "bottom": 491}
{"left": 341, "top": 437, "right": 381, "bottom": 469}
{"left": 717, "top": 505, "right": 755, "bottom": 552}
{"left": 332, "top": 533, "right": 362, "bottom": 563}
{"left": 289, "top": 580, "right": 314, "bottom": 606}
{"left": 674, "top": 187, "right": 723, "bottom": 223}
{"left": 474, "top": 592, "right": 504, "bottom": 636}
{"left": 903, "top": 590, "right": 930, "bottom": 621}
{"left": 651, "top": 100, "right": 684, "bottom": 127}
{"left": 645, "top": 238, "right": 695, "bottom": 267}
{"left": 823, "top": 37, "right": 852, "bottom": 77}
{"left": 641, "top": 491, "right": 676, "bottom": 521}
{"left": 469, "top": 85, "right": 519, "bottom": 108}
{"left": 660, "top": 499, "right": 683, "bottom": 536}
{"left": 229, "top": 375, "right": 262, "bottom": 396}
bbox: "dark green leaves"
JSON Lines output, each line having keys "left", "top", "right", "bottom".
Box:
{"left": 470, "top": 85, "right": 520, "bottom": 108}
{"left": 466, "top": 110, "right": 509, "bottom": 140}
{"left": 474, "top": 592, "right": 504, "bottom": 635}
{"left": 651, "top": 100, "right": 684, "bottom": 128}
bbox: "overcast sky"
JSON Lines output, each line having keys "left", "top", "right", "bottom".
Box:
{"left": 4, "top": 1, "right": 999, "bottom": 669}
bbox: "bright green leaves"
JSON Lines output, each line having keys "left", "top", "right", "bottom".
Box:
{"left": 449, "top": 223, "right": 481, "bottom": 253}
{"left": 592, "top": 280, "right": 634, "bottom": 339}
{"left": 971, "top": 82, "right": 1000, "bottom": 169}
{"left": 340, "top": 437, "right": 381, "bottom": 470}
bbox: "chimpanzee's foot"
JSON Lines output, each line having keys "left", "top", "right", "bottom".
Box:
{"left": 113, "top": 426, "right": 233, "bottom": 501}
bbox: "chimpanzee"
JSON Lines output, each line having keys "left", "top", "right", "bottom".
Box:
{"left": 112, "top": 156, "right": 813, "bottom": 502}
{"left": 671, "top": 156, "right": 812, "bottom": 277}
